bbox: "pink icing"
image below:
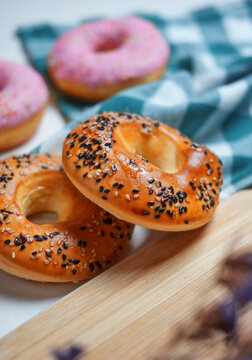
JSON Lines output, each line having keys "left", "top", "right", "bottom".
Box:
{"left": 49, "top": 16, "right": 169, "bottom": 88}
{"left": 0, "top": 60, "right": 48, "bottom": 130}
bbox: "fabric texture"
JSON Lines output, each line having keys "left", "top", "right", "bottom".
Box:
{"left": 16, "top": 1, "right": 252, "bottom": 199}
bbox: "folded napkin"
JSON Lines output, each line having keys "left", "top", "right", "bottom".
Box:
{"left": 17, "top": 1, "right": 252, "bottom": 199}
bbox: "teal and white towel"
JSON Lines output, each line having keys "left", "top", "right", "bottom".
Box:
{"left": 17, "top": 1, "right": 252, "bottom": 199}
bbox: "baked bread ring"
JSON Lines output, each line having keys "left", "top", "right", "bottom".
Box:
{"left": 63, "top": 112, "right": 223, "bottom": 231}
{"left": 0, "top": 154, "right": 134, "bottom": 282}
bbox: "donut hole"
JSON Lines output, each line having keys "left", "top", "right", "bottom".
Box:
{"left": 16, "top": 171, "right": 76, "bottom": 224}
{"left": 94, "top": 32, "right": 126, "bottom": 52}
{"left": 27, "top": 211, "right": 58, "bottom": 225}
{"left": 116, "top": 124, "right": 185, "bottom": 173}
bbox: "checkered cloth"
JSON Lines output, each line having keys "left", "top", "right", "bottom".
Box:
{"left": 17, "top": 1, "right": 252, "bottom": 199}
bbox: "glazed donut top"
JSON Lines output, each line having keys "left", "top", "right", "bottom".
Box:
{"left": 48, "top": 16, "right": 169, "bottom": 87}
{"left": 0, "top": 60, "right": 48, "bottom": 130}
{"left": 0, "top": 154, "right": 133, "bottom": 282}
{"left": 63, "top": 112, "right": 223, "bottom": 231}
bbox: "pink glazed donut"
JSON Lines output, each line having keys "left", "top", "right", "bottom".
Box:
{"left": 0, "top": 60, "right": 48, "bottom": 151}
{"left": 48, "top": 16, "right": 169, "bottom": 101}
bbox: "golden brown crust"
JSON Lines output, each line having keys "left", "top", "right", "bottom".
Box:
{"left": 48, "top": 65, "right": 167, "bottom": 102}
{"left": 0, "top": 154, "right": 134, "bottom": 282}
{"left": 0, "top": 106, "right": 47, "bottom": 152}
{"left": 63, "top": 112, "right": 223, "bottom": 231}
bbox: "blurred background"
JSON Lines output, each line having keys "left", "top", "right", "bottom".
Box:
{"left": 0, "top": 0, "right": 233, "bottom": 159}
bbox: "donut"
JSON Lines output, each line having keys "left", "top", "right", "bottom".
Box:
{"left": 0, "top": 60, "right": 48, "bottom": 152}
{"left": 0, "top": 154, "right": 134, "bottom": 282}
{"left": 48, "top": 16, "right": 169, "bottom": 101}
{"left": 62, "top": 112, "right": 223, "bottom": 231}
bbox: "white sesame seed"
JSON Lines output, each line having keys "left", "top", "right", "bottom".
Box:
{"left": 12, "top": 252, "right": 15, "bottom": 259}
{"left": 125, "top": 194, "right": 131, "bottom": 201}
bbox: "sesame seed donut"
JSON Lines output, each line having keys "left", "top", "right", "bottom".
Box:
{"left": 0, "top": 60, "right": 48, "bottom": 151}
{"left": 0, "top": 154, "right": 134, "bottom": 282}
{"left": 63, "top": 112, "right": 223, "bottom": 231}
{"left": 48, "top": 16, "right": 169, "bottom": 101}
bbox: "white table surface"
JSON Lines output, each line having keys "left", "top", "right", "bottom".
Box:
{"left": 0, "top": 0, "right": 232, "bottom": 339}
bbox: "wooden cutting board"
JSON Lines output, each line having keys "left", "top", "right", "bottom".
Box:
{"left": 1, "top": 190, "right": 252, "bottom": 360}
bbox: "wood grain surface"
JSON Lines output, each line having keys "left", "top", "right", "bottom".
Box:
{"left": 1, "top": 190, "right": 252, "bottom": 360}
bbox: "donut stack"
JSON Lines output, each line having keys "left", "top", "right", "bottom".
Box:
{"left": 0, "top": 112, "right": 223, "bottom": 282}
{"left": 0, "top": 17, "right": 223, "bottom": 282}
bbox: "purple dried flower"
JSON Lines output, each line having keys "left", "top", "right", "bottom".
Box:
{"left": 52, "top": 345, "right": 84, "bottom": 360}
{"left": 218, "top": 298, "right": 237, "bottom": 334}
{"left": 234, "top": 275, "right": 252, "bottom": 307}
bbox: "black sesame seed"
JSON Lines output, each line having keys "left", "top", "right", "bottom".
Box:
{"left": 147, "top": 201, "right": 154, "bottom": 206}
{"left": 210, "top": 200, "right": 215, "bottom": 207}
{"left": 103, "top": 218, "right": 112, "bottom": 225}
{"left": 89, "top": 263, "right": 95, "bottom": 272}
{"left": 95, "top": 261, "right": 102, "bottom": 269}
{"left": 142, "top": 210, "right": 150, "bottom": 216}
{"left": 168, "top": 186, "right": 174, "bottom": 194}
{"left": 99, "top": 186, "right": 104, "bottom": 192}
{"left": 4, "top": 239, "right": 11, "bottom": 244}
{"left": 63, "top": 242, "right": 68, "bottom": 249}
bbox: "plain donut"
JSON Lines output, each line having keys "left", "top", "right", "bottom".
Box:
{"left": 63, "top": 112, "right": 223, "bottom": 231}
